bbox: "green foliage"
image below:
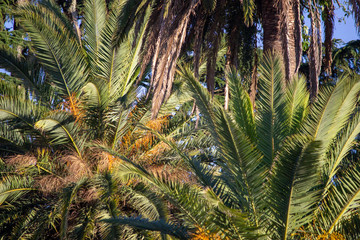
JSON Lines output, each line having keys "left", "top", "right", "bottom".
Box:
{"left": 101, "top": 54, "right": 360, "bottom": 239}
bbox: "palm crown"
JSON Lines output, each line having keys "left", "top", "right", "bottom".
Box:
{"left": 106, "top": 54, "right": 360, "bottom": 239}
{"left": 0, "top": 0, "right": 194, "bottom": 238}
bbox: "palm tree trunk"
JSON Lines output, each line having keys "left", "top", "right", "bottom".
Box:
{"left": 261, "top": 0, "right": 302, "bottom": 82}
{"left": 308, "top": 1, "right": 322, "bottom": 99}
{"left": 249, "top": 47, "right": 258, "bottom": 107}
{"left": 70, "top": 0, "right": 81, "bottom": 44}
{"left": 323, "top": 1, "right": 334, "bottom": 77}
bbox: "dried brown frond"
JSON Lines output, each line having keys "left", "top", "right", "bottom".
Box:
{"left": 60, "top": 154, "right": 92, "bottom": 182}
{"left": 137, "top": 1, "right": 163, "bottom": 84}
{"left": 5, "top": 154, "right": 37, "bottom": 168}
{"left": 148, "top": 163, "right": 195, "bottom": 184}
{"left": 88, "top": 143, "right": 123, "bottom": 171}
{"left": 140, "top": 141, "right": 170, "bottom": 164}
{"left": 78, "top": 186, "right": 99, "bottom": 203}
{"left": 193, "top": 13, "right": 206, "bottom": 79}
{"left": 205, "top": 0, "right": 225, "bottom": 97}
{"left": 35, "top": 175, "right": 66, "bottom": 194}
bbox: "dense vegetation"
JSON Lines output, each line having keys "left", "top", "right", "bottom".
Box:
{"left": 2, "top": 0, "right": 360, "bottom": 239}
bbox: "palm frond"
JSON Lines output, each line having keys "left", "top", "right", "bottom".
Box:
{"left": 34, "top": 112, "right": 85, "bottom": 158}
{"left": 318, "top": 163, "right": 360, "bottom": 237}
{"left": 284, "top": 74, "right": 309, "bottom": 135}
{"left": 305, "top": 73, "right": 360, "bottom": 152}
{"left": 256, "top": 54, "right": 287, "bottom": 168}
{"left": 0, "top": 46, "right": 40, "bottom": 95}
{"left": 0, "top": 175, "right": 34, "bottom": 206}
{"left": 83, "top": 0, "right": 107, "bottom": 70}
{"left": 325, "top": 111, "right": 360, "bottom": 188}
{"left": 227, "top": 69, "right": 256, "bottom": 143}
{"left": 267, "top": 138, "right": 323, "bottom": 239}
{"left": 59, "top": 178, "right": 88, "bottom": 240}
{"left": 18, "top": 3, "right": 87, "bottom": 98}
{"left": 103, "top": 217, "right": 189, "bottom": 240}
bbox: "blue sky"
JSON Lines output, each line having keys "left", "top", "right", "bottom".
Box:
{"left": 330, "top": 6, "right": 359, "bottom": 44}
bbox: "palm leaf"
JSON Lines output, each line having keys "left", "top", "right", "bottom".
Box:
{"left": 267, "top": 138, "right": 323, "bottom": 239}
{"left": 103, "top": 217, "right": 189, "bottom": 240}
{"left": 19, "top": 3, "right": 87, "bottom": 98}
{"left": 0, "top": 176, "right": 34, "bottom": 206}
{"left": 256, "top": 54, "right": 287, "bottom": 168}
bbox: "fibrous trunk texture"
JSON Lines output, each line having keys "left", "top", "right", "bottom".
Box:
{"left": 261, "top": 0, "right": 302, "bottom": 82}
{"left": 308, "top": 1, "right": 322, "bottom": 99}
{"left": 144, "top": 0, "right": 199, "bottom": 119}
{"left": 323, "top": 1, "right": 334, "bottom": 77}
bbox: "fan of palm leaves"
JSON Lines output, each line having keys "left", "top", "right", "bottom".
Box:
{"left": 102, "top": 54, "right": 360, "bottom": 239}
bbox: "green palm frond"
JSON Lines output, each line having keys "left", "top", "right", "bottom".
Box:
{"left": 242, "top": 0, "right": 256, "bottom": 26}
{"left": 318, "top": 163, "right": 360, "bottom": 237}
{"left": 123, "top": 182, "right": 168, "bottom": 221}
{"left": 71, "top": 206, "right": 98, "bottom": 240}
{"left": 59, "top": 178, "right": 88, "bottom": 240}
{"left": 10, "top": 208, "right": 38, "bottom": 240}
{"left": 180, "top": 65, "right": 264, "bottom": 223}
{"left": 0, "top": 97, "right": 48, "bottom": 149}
{"left": 104, "top": 217, "right": 189, "bottom": 240}
{"left": 325, "top": 111, "right": 360, "bottom": 187}
{"left": 0, "top": 46, "right": 40, "bottom": 95}
{"left": 304, "top": 73, "right": 360, "bottom": 152}
{"left": 178, "top": 65, "right": 220, "bottom": 141}
{"left": 284, "top": 75, "right": 309, "bottom": 135}
{"left": 0, "top": 176, "right": 34, "bottom": 206}
{"left": 0, "top": 124, "right": 25, "bottom": 151}
{"left": 38, "top": 0, "right": 81, "bottom": 44}
{"left": 0, "top": 97, "right": 45, "bottom": 125}
{"left": 0, "top": 78, "right": 26, "bottom": 100}
{"left": 227, "top": 69, "right": 256, "bottom": 142}
{"left": 256, "top": 54, "right": 287, "bottom": 168}
{"left": 35, "top": 112, "right": 85, "bottom": 158}
{"left": 18, "top": 2, "right": 87, "bottom": 98}
{"left": 113, "top": 0, "right": 147, "bottom": 46}
{"left": 267, "top": 137, "right": 323, "bottom": 239}
{"left": 83, "top": 0, "right": 107, "bottom": 70}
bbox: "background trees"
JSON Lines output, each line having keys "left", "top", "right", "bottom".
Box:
{"left": 1, "top": 0, "right": 360, "bottom": 239}
{"left": 106, "top": 55, "right": 360, "bottom": 239}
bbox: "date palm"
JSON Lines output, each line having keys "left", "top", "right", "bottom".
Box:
{"left": 104, "top": 54, "right": 360, "bottom": 239}
{"left": 0, "top": 0, "right": 153, "bottom": 158}
{"left": 0, "top": 0, "right": 195, "bottom": 237}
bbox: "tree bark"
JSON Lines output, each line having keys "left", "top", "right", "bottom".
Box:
{"left": 323, "top": 1, "right": 334, "bottom": 77}
{"left": 70, "top": 0, "right": 81, "bottom": 44}
{"left": 249, "top": 47, "right": 258, "bottom": 108}
{"left": 261, "top": 0, "right": 302, "bottom": 82}
{"left": 308, "top": 1, "right": 322, "bottom": 99}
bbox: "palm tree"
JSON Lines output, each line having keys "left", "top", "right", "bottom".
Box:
{"left": 0, "top": 0, "right": 154, "bottom": 158}
{"left": 114, "top": 0, "right": 259, "bottom": 118}
{"left": 103, "top": 54, "right": 360, "bottom": 239}
{"left": 0, "top": 0, "right": 196, "bottom": 237}
{"left": 116, "top": 0, "right": 360, "bottom": 116}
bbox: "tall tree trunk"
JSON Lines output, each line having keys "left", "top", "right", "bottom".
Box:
{"left": 193, "top": 13, "right": 205, "bottom": 126}
{"left": 308, "top": 1, "right": 322, "bottom": 99}
{"left": 249, "top": 46, "right": 258, "bottom": 108}
{"left": 323, "top": 1, "right": 334, "bottom": 77}
{"left": 261, "top": 0, "right": 302, "bottom": 82}
{"left": 70, "top": 0, "right": 81, "bottom": 44}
